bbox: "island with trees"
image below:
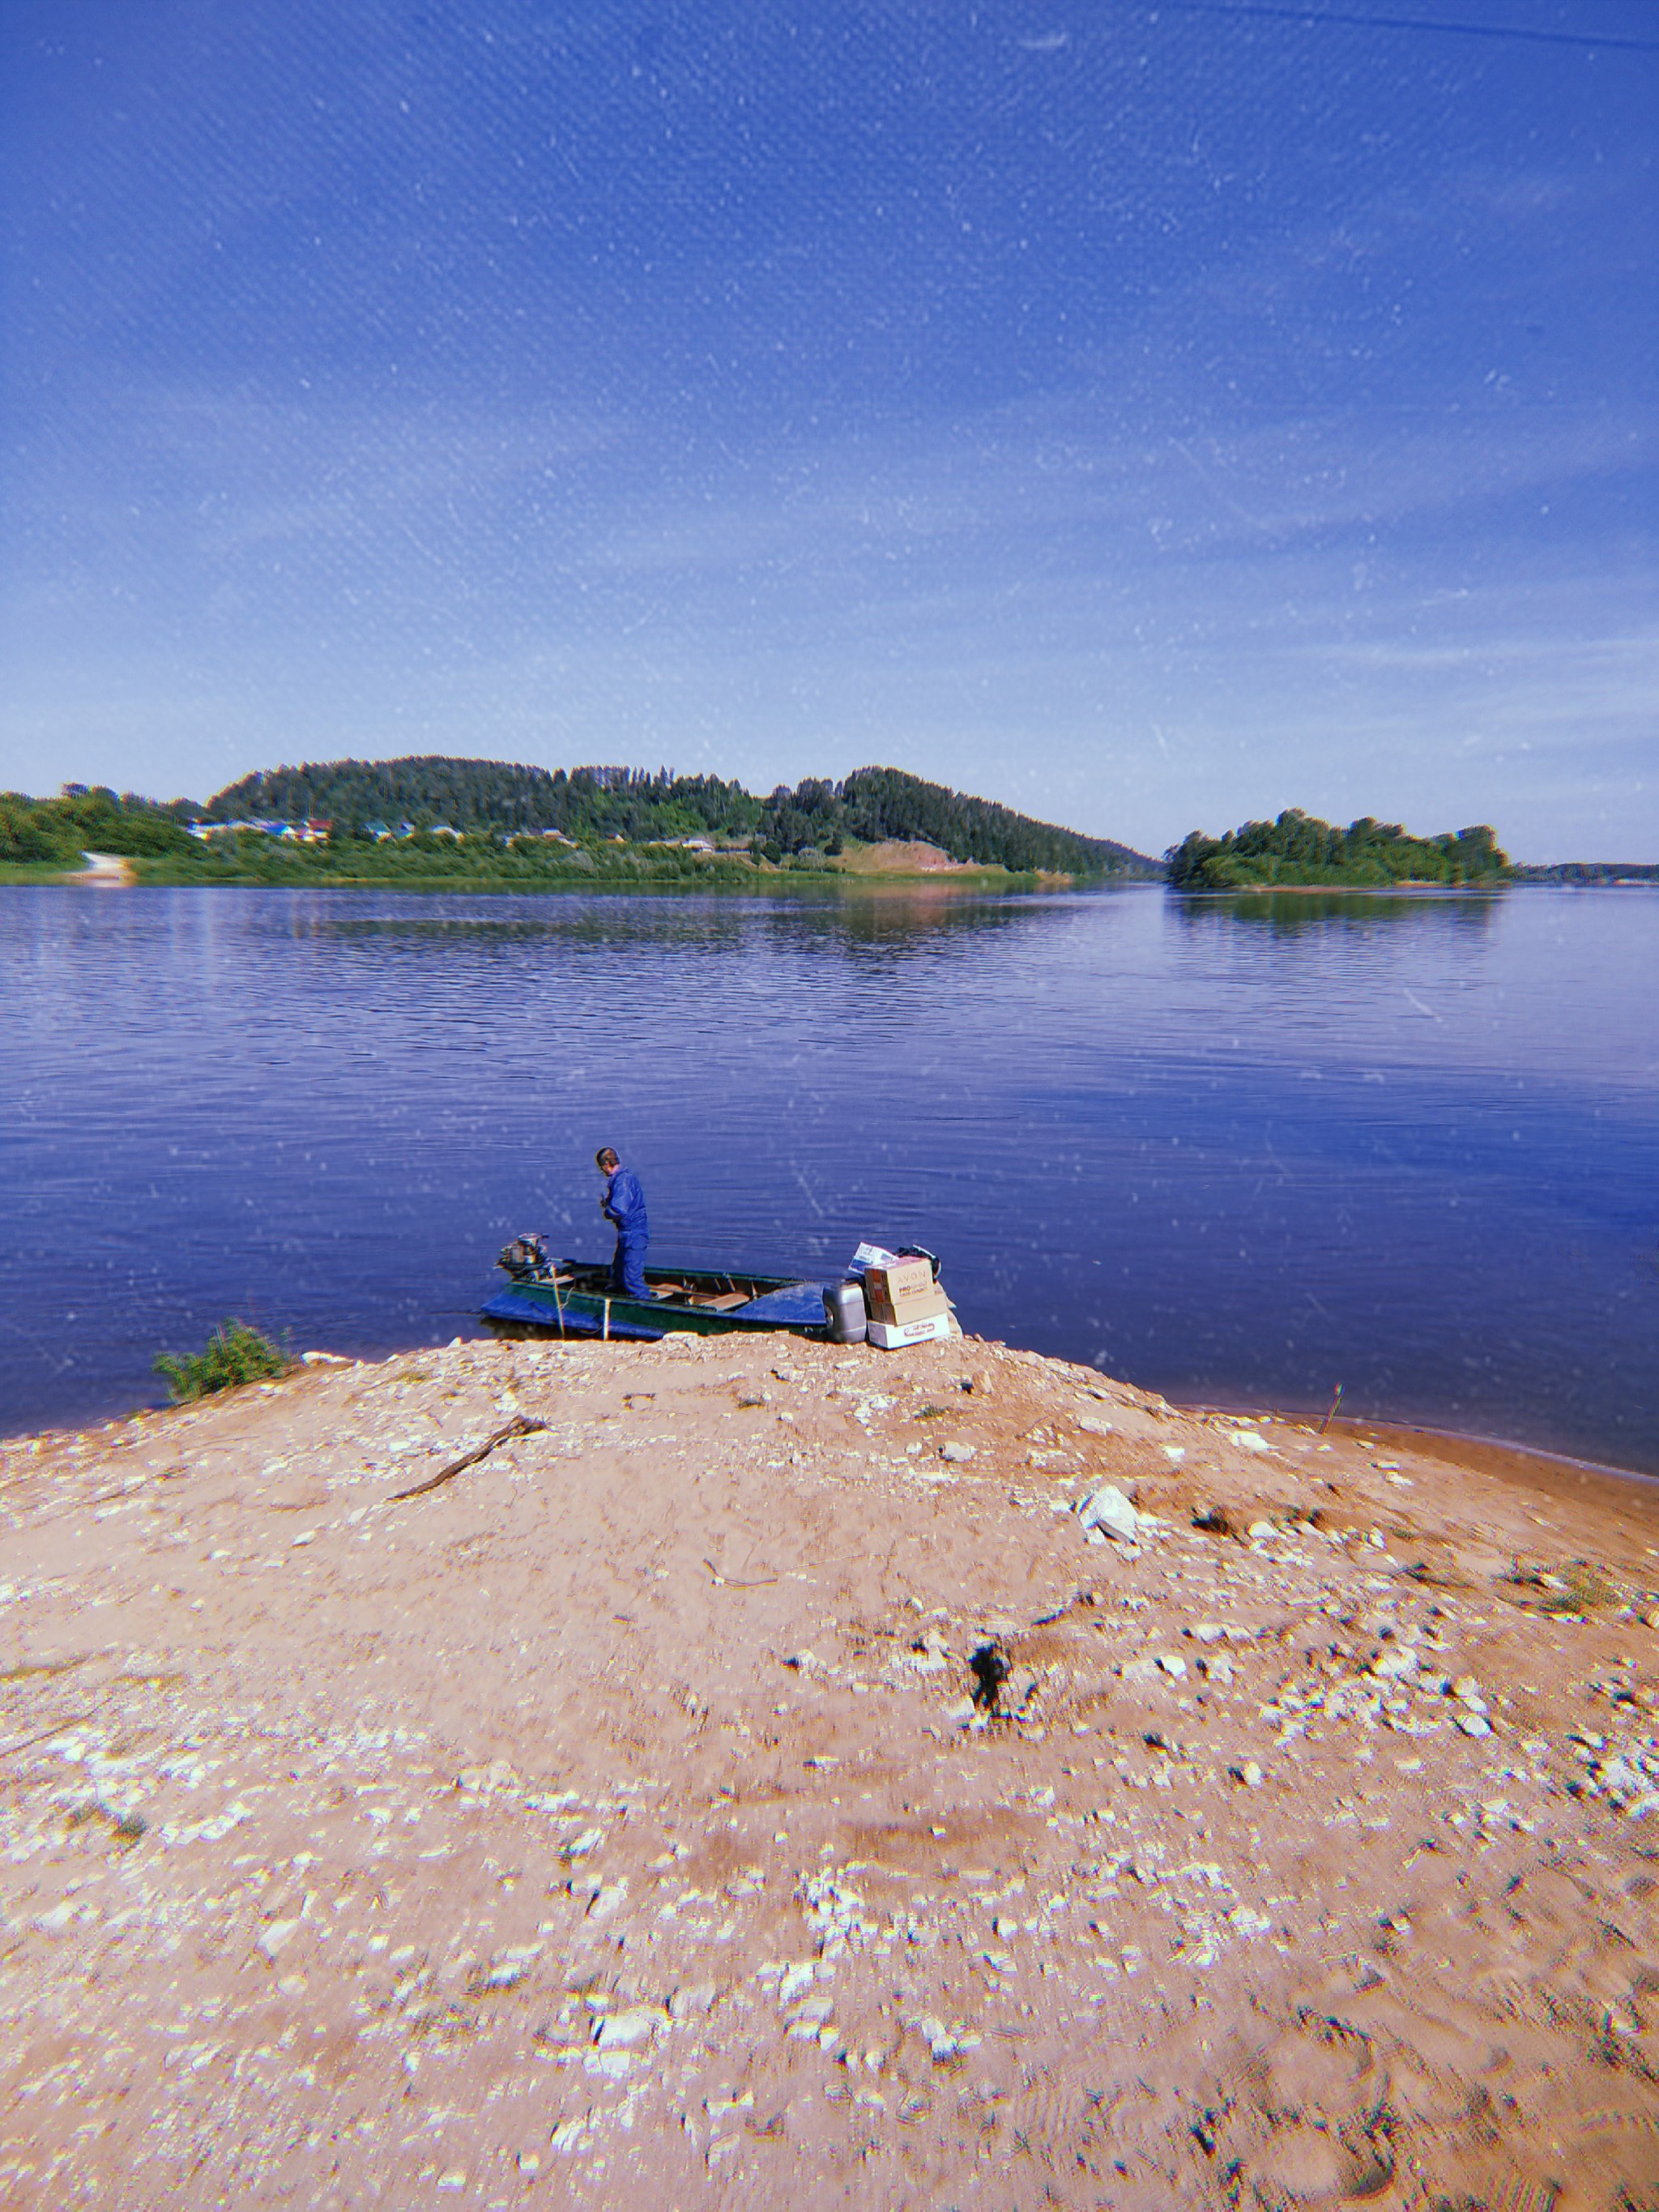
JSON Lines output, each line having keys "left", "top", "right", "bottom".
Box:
{"left": 1165, "top": 809, "right": 1510, "bottom": 891}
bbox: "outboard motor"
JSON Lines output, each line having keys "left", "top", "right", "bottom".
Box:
{"left": 823, "top": 1277, "right": 868, "bottom": 1344}
{"left": 497, "top": 1232, "right": 553, "bottom": 1283}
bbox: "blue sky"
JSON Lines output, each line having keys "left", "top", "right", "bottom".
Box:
{"left": 2, "top": 2, "right": 1654, "bottom": 859}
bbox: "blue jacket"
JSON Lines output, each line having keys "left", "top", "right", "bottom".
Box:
{"left": 603, "top": 1168, "right": 649, "bottom": 1241}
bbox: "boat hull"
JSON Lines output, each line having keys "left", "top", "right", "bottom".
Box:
{"left": 480, "top": 1260, "right": 832, "bottom": 1342}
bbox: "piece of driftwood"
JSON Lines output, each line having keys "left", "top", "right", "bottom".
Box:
{"left": 390, "top": 1414, "right": 547, "bottom": 1501}
{"left": 0, "top": 1712, "right": 99, "bottom": 1761}
{"left": 703, "top": 1555, "right": 779, "bottom": 1588}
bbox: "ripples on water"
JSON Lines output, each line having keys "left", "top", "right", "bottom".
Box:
{"left": 2, "top": 883, "right": 1655, "bottom": 1472}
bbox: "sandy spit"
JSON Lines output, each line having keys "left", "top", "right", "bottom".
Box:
{"left": 0, "top": 1334, "right": 1655, "bottom": 2210}
{"left": 60, "top": 852, "right": 139, "bottom": 887}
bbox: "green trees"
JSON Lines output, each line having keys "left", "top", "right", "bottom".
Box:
{"left": 757, "top": 767, "right": 1155, "bottom": 876}
{"left": 202, "top": 757, "right": 1158, "bottom": 877}
{"left": 208, "top": 759, "right": 763, "bottom": 846}
{"left": 1165, "top": 810, "right": 1510, "bottom": 890}
{"left": 0, "top": 773, "right": 1513, "bottom": 894}
{"left": 0, "top": 797, "right": 83, "bottom": 865}
{"left": 4, "top": 759, "right": 1162, "bottom": 882}
{"left": 0, "top": 788, "right": 199, "bottom": 866}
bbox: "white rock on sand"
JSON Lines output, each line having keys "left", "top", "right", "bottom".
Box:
{"left": 0, "top": 1334, "right": 1656, "bottom": 2208}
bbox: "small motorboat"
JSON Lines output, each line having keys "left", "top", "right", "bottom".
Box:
{"left": 480, "top": 1235, "right": 835, "bottom": 1342}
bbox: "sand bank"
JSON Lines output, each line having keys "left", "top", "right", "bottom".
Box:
{"left": 1, "top": 1334, "right": 1655, "bottom": 2207}
{"left": 58, "top": 851, "right": 139, "bottom": 886}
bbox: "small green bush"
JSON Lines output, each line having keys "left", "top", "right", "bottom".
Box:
{"left": 153, "top": 1320, "right": 291, "bottom": 1403}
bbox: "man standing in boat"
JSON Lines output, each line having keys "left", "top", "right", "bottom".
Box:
{"left": 596, "top": 1147, "right": 650, "bottom": 1299}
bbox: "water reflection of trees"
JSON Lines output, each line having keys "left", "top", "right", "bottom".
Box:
{"left": 277, "top": 882, "right": 1060, "bottom": 965}
{"left": 790, "top": 886, "right": 1044, "bottom": 954}
{"left": 1166, "top": 888, "right": 1502, "bottom": 937}
{"left": 292, "top": 895, "right": 755, "bottom": 959}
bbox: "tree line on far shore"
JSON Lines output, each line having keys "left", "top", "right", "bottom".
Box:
{"left": 0, "top": 787, "right": 200, "bottom": 868}
{"left": 212, "top": 759, "right": 761, "bottom": 848}
{"left": 210, "top": 758, "right": 1156, "bottom": 877}
{"left": 2, "top": 776, "right": 1516, "bottom": 891}
{"left": 2, "top": 759, "right": 1158, "bottom": 880}
{"left": 1165, "top": 810, "right": 1510, "bottom": 890}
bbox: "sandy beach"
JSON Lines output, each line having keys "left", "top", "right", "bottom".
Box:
{"left": 62, "top": 852, "right": 139, "bottom": 887}
{"left": 1, "top": 1333, "right": 1655, "bottom": 2208}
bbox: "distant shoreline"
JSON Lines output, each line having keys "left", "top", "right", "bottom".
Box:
{"left": 0, "top": 859, "right": 1096, "bottom": 895}
{"left": 1176, "top": 878, "right": 1499, "bottom": 892}
{"left": 6, "top": 867, "right": 1653, "bottom": 896}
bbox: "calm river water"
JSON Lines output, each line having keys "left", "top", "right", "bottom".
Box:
{"left": 2, "top": 883, "right": 1656, "bottom": 1472}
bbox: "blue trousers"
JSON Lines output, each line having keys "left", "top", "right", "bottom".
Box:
{"left": 611, "top": 1233, "right": 649, "bottom": 1300}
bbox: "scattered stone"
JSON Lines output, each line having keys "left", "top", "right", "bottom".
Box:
{"left": 476, "top": 1945, "right": 541, "bottom": 1991}
{"left": 595, "top": 2006, "right": 664, "bottom": 2049}
{"left": 784, "top": 1994, "right": 835, "bottom": 2037}
{"left": 457, "top": 1757, "right": 520, "bottom": 1798}
{"left": 704, "top": 2090, "right": 753, "bottom": 2121}
{"left": 1077, "top": 1486, "right": 1141, "bottom": 1543}
{"left": 940, "top": 1441, "right": 976, "bottom": 1463}
{"left": 910, "top": 2013, "right": 981, "bottom": 2064}
{"left": 256, "top": 1918, "right": 303, "bottom": 1962}
{"left": 1595, "top": 1755, "right": 1645, "bottom": 1804}
{"left": 901, "top": 1632, "right": 949, "bottom": 1672}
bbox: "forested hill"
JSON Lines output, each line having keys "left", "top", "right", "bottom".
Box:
{"left": 207, "top": 758, "right": 1157, "bottom": 878}
{"left": 208, "top": 759, "right": 757, "bottom": 843}
{"left": 1166, "top": 810, "right": 1510, "bottom": 890}
{"left": 757, "top": 767, "right": 1154, "bottom": 875}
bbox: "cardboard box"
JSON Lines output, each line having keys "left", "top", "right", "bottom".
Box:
{"left": 865, "top": 1280, "right": 951, "bottom": 1327}
{"left": 865, "top": 1256, "right": 934, "bottom": 1307}
{"left": 868, "top": 1312, "right": 953, "bottom": 1350}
